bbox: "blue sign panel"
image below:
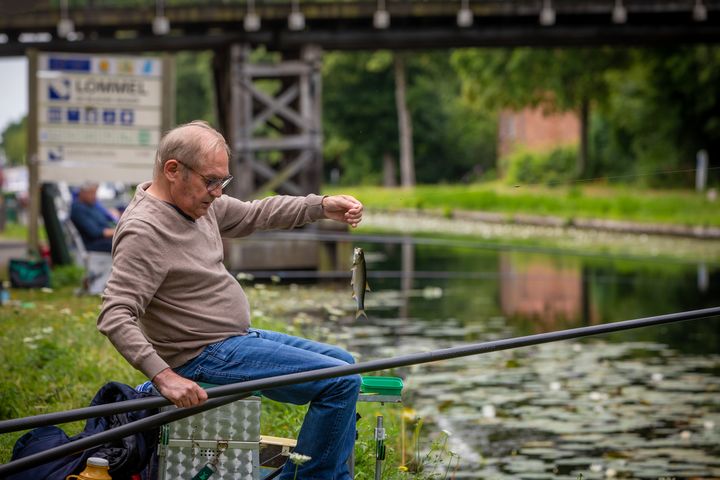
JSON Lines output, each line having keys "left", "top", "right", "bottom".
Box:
{"left": 103, "top": 109, "right": 116, "bottom": 125}
{"left": 48, "top": 147, "right": 64, "bottom": 162}
{"left": 67, "top": 108, "right": 80, "bottom": 123}
{"left": 48, "top": 108, "right": 62, "bottom": 123}
{"left": 119, "top": 109, "right": 134, "bottom": 126}
{"left": 48, "top": 79, "right": 71, "bottom": 101}
{"left": 48, "top": 58, "right": 92, "bottom": 72}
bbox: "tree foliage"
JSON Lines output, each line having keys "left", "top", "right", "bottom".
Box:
{"left": 323, "top": 50, "right": 496, "bottom": 185}
{"left": 596, "top": 47, "right": 720, "bottom": 186}
{"left": 2, "top": 46, "right": 719, "bottom": 189}
{"left": 1, "top": 117, "right": 27, "bottom": 166}
{"left": 174, "top": 51, "right": 216, "bottom": 125}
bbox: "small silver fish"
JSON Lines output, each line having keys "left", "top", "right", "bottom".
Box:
{"left": 351, "top": 247, "right": 370, "bottom": 320}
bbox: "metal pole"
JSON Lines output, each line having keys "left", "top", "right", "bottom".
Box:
{"left": 1, "top": 306, "right": 719, "bottom": 476}
{"left": 2, "top": 306, "right": 719, "bottom": 437}
{"left": 375, "top": 415, "right": 385, "bottom": 480}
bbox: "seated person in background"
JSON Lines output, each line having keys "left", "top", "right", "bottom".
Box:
{"left": 70, "top": 182, "right": 116, "bottom": 253}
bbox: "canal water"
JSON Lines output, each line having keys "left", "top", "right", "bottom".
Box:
{"left": 246, "top": 235, "right": 720, "bottom": 479}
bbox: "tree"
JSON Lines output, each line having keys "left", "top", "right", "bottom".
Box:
{"left": 451, "top": 47, "right": 628, "bottom": 177}
{"left": 323, "top": 50, "right": 497, "bottom": 185}
{"left": 394, "top": 52, "right": 415, "bottom": 187}
{"left": 0, "top": 117, "right": 27, "bottom": 166}
{"left": 175, "top": 51, "right": 216, "bottom": 125}
{"left": 598, "top": 46, "right": 720, "bottom": 187}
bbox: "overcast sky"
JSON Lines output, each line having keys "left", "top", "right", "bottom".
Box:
{"left": 0, "top": 57, "right": 28, "bottom": 134}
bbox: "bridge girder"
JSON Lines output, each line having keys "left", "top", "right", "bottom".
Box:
{"left": 1, "top": 0, "right": 720, "bottom": 55}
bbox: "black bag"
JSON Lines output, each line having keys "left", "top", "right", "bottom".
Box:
{"left": 9, "top": 258, "right": 51, "bottom": 288}
{"left": 9, "top": 382, "right": 160, "bottom": 480}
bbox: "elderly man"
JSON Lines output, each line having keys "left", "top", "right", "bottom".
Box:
{"left": 70, "top": 183, "right": 116, "bottom": 253}
{"left": 97, "top": 120, "right": 363, "bottom": 479}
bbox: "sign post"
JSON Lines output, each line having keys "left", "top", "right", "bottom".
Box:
{"left": 27, "top": 51, "right": 173, "bottom": 253}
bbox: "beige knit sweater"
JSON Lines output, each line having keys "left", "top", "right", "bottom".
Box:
{"left": 97, "top": 181, "right": 326, "bottom": 379}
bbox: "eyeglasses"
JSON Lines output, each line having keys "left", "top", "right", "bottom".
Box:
{"left": 176, "top": 159, "right": 233, "bottom": 192}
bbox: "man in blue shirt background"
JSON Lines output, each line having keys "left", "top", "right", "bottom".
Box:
{"left": 70, "top": 183, "right": 116, "bottom": 253}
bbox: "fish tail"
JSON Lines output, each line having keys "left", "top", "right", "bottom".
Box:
{"left": 355, "top": 309, "right": 367, "bottom": 320}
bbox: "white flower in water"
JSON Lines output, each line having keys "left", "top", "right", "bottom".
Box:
{"left": 651, "top": 372, "right": 664, "bottom": 382}
{"left": 589, "top": 391, "right": 603, "bottom": 401}
{"left": 482, "top": 404, "right": 496, "bottom": 419}
{"left": 288, "top": 452, "right": 312, "bottom": 465}
{"left": 41, "top": 327, "right": 53, "bottom": 334}
{"left": 590, "top": 464, "right": 603, "bottom": 472}
{"left": 605, "top": 468, "right": 617, "bottom": 478}
{"left": 680, "top": 430, "right": 691, "bottom": 440}
{"left": 549, "top": 381, "right": 562, "bottom": 391}
{"left": 441, "top": 429, "right": 453, "bottom": 437}
{"left": 572, "top": 344, "right": 583, "bottom": 353}
{"left": 703, "top": 420, "right": 715, "bottom": 430}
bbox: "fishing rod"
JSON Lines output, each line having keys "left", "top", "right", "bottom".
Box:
{"left": 1, "top": 306, "right": 719, "bottom": 476}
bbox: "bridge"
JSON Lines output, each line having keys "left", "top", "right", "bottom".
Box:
{"left": 2, "top": 0, "right": 719, "bottom": 56}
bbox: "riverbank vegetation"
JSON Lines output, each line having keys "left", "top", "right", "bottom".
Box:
{"left": 0, "top": 284, "right": 416, "bottom": 478}
{"left": 324, "top": 182, "right": 719, "bottom": 228}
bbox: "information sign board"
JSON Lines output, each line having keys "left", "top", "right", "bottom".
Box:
{"left": 36, "top": 52, "right": 167, "bottom": 183}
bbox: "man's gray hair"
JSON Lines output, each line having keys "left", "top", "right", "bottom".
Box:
{"left": 153, "top": 120, "right": 231, "bottom": 178}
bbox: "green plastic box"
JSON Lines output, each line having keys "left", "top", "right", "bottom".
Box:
{"left": 360, "top": 376, "right": 404, "bottom": 396}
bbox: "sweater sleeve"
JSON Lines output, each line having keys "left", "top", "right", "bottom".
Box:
{"left": 214, "top": 194, "right": 326, "bottom": 238}
{"left": 97, "top": 220, "right": 170, "bottom": 379}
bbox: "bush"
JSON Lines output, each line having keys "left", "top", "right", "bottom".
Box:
{"left": 502, "top": 146, "right": 578, "bottom": 187}
{"left": 51, "top": 264, "right": 85, "bottom": 289}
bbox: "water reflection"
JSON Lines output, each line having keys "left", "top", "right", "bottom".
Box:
{"left": 339, "top": 240, "right": 720, "bottom": 478}
{"left": 241, "top": 234, "right": 720, "bottom": 478}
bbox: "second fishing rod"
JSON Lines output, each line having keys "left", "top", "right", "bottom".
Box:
{"left": 1, "top": 305, "right": 718, "bottom": 437}
{"left": 1, "top": 306, "right": 718, "bottom": 477}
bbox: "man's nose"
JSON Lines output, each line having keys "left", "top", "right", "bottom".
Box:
{"left": 209, "top": 185, "right": 223, "bottom": 198}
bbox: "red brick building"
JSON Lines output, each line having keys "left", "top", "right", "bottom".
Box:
{"left": 498, "top": 107, "right": 580, "bottom": 159}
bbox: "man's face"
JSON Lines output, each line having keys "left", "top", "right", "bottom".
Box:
{"left": 172, "top": 148, "right": 230, "bottom": 220}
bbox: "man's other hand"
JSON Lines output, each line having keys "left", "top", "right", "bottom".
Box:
{"left": 322, "top": 195, "right": 363, "bottom": 228}
{"left": 152, "top": 368, "right": 208, "bottom": 408}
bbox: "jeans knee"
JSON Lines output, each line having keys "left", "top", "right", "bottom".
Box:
{"left": 342, "top": 374, "right": 362, "bottom": 396}
{"left": 333, "top": 347, "right": 356, "bottom": 365}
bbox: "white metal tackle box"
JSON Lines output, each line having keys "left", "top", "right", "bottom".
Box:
{"left": 157, "top": 396, "right": 262, "bottom": 480}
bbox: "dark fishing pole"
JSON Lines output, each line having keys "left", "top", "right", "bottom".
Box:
{"left": 1, "top": 306, "right": 718, "bottom": 476}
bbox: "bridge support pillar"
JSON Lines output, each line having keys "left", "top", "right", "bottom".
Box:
{"left": 215, "top": 43, "right": 324, "bottom": 200}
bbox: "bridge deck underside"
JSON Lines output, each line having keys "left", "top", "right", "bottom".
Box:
{"left": 1, "top": 0, "right": 720, "bottom": 54}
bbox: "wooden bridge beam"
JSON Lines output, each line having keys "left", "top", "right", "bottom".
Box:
{"left": 217, "top": 43, "right": 323, "bottom": 200}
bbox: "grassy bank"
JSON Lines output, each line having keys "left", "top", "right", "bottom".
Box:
{"left": 322, "top": 183, "right": 720, "bottom": 227}
{"left": 0, "top": 285, "right": 419, "bottom": 479}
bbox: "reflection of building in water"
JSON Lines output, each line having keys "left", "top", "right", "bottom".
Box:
{"left": 499, "top": 252, "right": 590, "bottom": 331}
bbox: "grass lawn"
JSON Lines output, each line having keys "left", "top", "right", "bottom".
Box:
{"left": 0, "top": 286, "right": 417, "bottom": 479}
{"left": 323, "top": 182, "right": 720, "bottom": 227}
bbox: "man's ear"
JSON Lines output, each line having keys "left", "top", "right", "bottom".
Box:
{"left": 163, "top": 159, "right": 180, "bottom": 183}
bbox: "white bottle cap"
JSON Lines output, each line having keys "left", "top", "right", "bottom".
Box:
{"left": 87, "top": 457, "right": 110, "bottom": 467}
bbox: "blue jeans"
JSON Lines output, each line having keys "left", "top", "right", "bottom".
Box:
{"left": 173, "top": 329, "right": 360, "bottom": 480}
